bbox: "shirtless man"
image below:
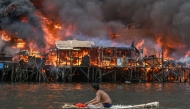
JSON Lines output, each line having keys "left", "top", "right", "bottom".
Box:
{"left": 85, "top": 83, "right": 112, "bottom": 108}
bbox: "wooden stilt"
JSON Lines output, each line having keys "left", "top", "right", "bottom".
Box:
{"left": 0, "top": 70, "right": 3, "bottom": 83}
{"left": 152, "top": 68, "right": 154, "bottom": 82}
{"left": 39, "top": 69, "right": 41, "bottom": 83}
{"left": 11, "top": 64, "right": 14, "bottom": 83}
{"left": 130, "top": 68, "right": 133, "bottom": 80}
{"left": 114, "top": 70, "right": 116, "bottom": 82}
{"left": 61, "top": 68, "right": 64, "bottom": 82}
{"left": 35, "top": 70, "right": 38, "bottom": 83}
{"left": 99, "top": 69, "right": 102, "bottom": 82}
{"left": 144, "top": 68, "right": 146, "bottom": 82}
{"left": 95, "top": 68, "right": 98, "bottom": 82}
{"left": 87, "top": 67, "right": 90, "bottom": 82}
{"left": 92, "top": 67, "right": 94, "bottom": 82}
{"left": 20, "top": 70, "right": 22, "bottom": 82}
{"left": 70, "top": 67, "right": 72, "bottom": 82}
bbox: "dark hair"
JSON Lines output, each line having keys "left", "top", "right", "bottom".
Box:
{"left": 91, "top": 83, "right": 99, "bottom": 90}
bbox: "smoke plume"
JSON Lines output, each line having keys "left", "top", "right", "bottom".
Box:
{"left": 37, "top": 0, "right": 190, "bottom": 60}
{"left": 1, "top": 0, "right": 190, "bottom": 61}
{"left": 0, "top": 0, "right": 45, "bottom": 48}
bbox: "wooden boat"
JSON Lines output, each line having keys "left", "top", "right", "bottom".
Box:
{"left": 110, "top": 101, "right": 159, "bottom": 109}
{"left": 62, "top": 101, "right": 159, "bottom": 109}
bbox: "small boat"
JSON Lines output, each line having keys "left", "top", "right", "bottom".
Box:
{"left": 110, "top": 101, "right": 159, "bottom": 109}
{"left": 62, "top": 101, "right": 159, "bottom": 109}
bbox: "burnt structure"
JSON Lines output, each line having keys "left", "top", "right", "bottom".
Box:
{"left": 0, "top": 40, "right": 190, "bottom": 83}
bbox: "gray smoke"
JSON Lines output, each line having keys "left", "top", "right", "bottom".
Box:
{"left": 1, "top": 0, "right": 190, "bottom": 61}
{"left": 39, "top": 0, "right": 190, "bottom": 60}
{"left": 0, "top": 0, "right": 45, "bottom": 48}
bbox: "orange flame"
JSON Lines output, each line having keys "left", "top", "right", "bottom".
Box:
{"left": 156, "top": 36, "right": 173, "bottom": 60}
{"left": 1, "top": 31, "right": 11, "bottom": 41}
{"left": 54, "top": 24, "right": 62, "bottom": 29}
{"left": 16, "top": 38, "right": 26, "bottom": 48}
{"left": 136, "top": 39, "right": 144, "bottom": 49}
{"left": 185, "top": 51, "right": 190, "bottom": 57}
{"left": 20, "top": 16, "right": 28, "bottom": 23}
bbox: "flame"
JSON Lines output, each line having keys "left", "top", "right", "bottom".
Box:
{"left": 1, "top": 31, "right": 11, "bottom": 41}
{"left": 143, "top": 47, "right": 148, "bottom": 56}
{"left": 155, "top": 35, "right": 186, "bottom": 60}
{"left": 136, "top": 39, "right": 144, "bottom": 49}
{"left": 37, "top": 12, "right": 74, "bottom": 66}
{"left": 16, "top": 38, "right": 26, "bottom": 48}
{"left": 20, "top": 16, "right": 28, "bottom": 23}
{"left": 156, "top": 36, "right": 172, "bottom": 60}
{"left": 0, "top": 4, "right": 189, "bottom": 69}
{"left": 65, "top": 25, "right": 73, "bottom": 37}
{"left": 185, "top": 51, "right": 190, "bottom": 57}
{"left": 109, "top": 28, "right": 120, "bottom": 39}
{"left": 54, "top": 24, "right": 62, "bottom": 29}
{"left": 75, "top": 84, "right": 82, "bottom": 90}
{"left": 39, "top": 13, "right": 60, "bottom": 47}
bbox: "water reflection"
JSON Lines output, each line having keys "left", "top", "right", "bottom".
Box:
{"left": 75, "top": 84, "right": 82, "bottom": 90}
{"left": 0, "top": 83, "right": 190, "bottom": 108}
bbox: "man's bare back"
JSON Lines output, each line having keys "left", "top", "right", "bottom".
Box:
{"left": 96, "top": 90, "right": 112, "bottom": 104}
{"left": 85, "top": 83, "right": 112, "bottom": 108}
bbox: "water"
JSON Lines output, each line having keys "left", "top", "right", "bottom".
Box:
{"left": 0, "top": 82, "right": 190, "bottom": 109}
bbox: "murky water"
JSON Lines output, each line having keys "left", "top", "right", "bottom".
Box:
{"left": 0, "top": 82, "right": 190, "bottom": 109}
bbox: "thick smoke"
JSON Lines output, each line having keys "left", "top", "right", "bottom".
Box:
{"left": 0, "top": 36, "right": 20, "bottom": 55}
{"left": 0, "top": 0, "right": 45, "bottom": 49}
{"left": 1, "top": 0, "right": 190, "bottom": 61}
{"left": 37, "top": 0, "right": 190, "bottom": 60}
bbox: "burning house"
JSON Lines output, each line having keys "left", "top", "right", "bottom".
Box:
{"left": 0, "top": 0, "right": 190, "bottom": 83}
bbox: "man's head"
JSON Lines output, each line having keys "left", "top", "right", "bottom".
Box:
{"left": 91, "top": 83, "right": 99, "bottom": 91}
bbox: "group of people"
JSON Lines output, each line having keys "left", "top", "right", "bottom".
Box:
{"left": 85, "top": 83, "right": 112, "bottom": 108}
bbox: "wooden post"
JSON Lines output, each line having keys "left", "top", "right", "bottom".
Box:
{"left": 57, "top": 48, "right": 59, "bottom": 66}
{"left": 144, "top": 68, "right": 146, "bottom": 82}
{"left": 26, "top": 68, "right": 28, "bottom": 82}
{"left": 152, "top": 56, "right": 155, "bottom": 82}
{"left": 87, "top": 67, "right": 90, "bottom": 82}
{"left": 11, "top": 63, "right": 14, "bottom": 83}
{"left": 99, "top": 69, "right": 102, "bottom": 82}
{"left": 189, "top": 69, "right": 190, "bottom": 82}
{"left": 92, "top": 67, "right": 94, "bottom": 82}
{"left": 180, "top": 69, "right": 182, "bottom": 83}
{"left": 78, "top": 51, "right": 79, "bottom": 66}
{"left": 70, "top": 50, "right": 73, "bottom": 82}
{"left": 101, "top": 47, "right": 104, "bottom": 67}
{"left": 70, "top": 50, "right": 72, "bottom": 66}
{"left": 0, "top": 70, "right": 3, "bottom": 83}
{"left": 162, "top": 45, "right": 164, "bottom": 82}
{"left": 39, "top": 71, "right": 41, "bottom": 83}
{"left": 20, "top": 69, "right": 22, "bottom": 82}
{"left": 95, "top": 67, "right": 98, "bottom": 82}
{"left": 35, "top": 70, "right": 38, "bottom": 83}
{"left": 61, "top": 68, "right": 64, "bottom": 82}
{"left": 115, "top": 48, "right": 117, "bottom": 66}
{"left": 114, "top": 70, "right": 116, "bottom": 82}
{"left": 66, "top": 50, "right": 68, "bottom": 66}
{"left": 68, "top": 67, "right": 72, "bottom": 82}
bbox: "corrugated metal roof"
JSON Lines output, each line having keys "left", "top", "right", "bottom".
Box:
{"left": 55, "top": 40, "right": 95, "bottom": 49}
